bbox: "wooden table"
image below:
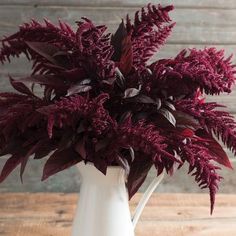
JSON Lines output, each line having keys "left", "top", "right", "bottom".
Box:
{"left": 0, "top": 193, "right": 235, "bottom": 236}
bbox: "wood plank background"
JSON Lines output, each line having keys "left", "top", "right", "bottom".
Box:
{"left": 1, "top": 193, "right": 236, "bottom": 236}
{"left": 0, "top": 0, "right": 236, "bottom": 193}
{"left": 0, "top": 0, "right": 236, "bottom": 8}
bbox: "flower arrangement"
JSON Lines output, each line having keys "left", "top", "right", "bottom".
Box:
{"left": 0, "top": 3, "right": 235, "bottom": 213}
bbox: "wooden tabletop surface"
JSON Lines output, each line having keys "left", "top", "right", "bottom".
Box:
{"left": 0, "top": 193, "right": 235, "bottom": 236}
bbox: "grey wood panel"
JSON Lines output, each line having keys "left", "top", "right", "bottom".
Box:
{"left": 206, "top": 92, "right": 236, "bottom": 113}
{"left": 0, "top": 7, "right": 236, "bottom": 45}
{"left": 0, "top": 0, "right": 236, "bottom": 9}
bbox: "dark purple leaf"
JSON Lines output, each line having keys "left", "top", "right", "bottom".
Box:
{"left": 174, "top": 111, "right": 200, "bottom": 130}
{"left": 43, "top": 63, "right": 65, "bottom": 71}
{"left": 119, "top": 34, "right": 133, "bottom": 75}
{"left": 156, "top": 98, "right": 162, "bottom": 110}
{"left": 111, "top": 20, "right": 127, "bottom": 61}
{"left": 158, "top": 108, "right": 176, "bottom": 126}
{"left": 25, "top": 41, "right": 59, "bottom": 65}
{"left": 0, "top": 153, "right": 23, "bottom": 183}
{"left": 101, "top": 77, "right": 117, "bottom": 86}
{"left": 95, "top": 138, "right": 110, "bottom": 152}
{"left": 0, "top": 144, "right": 35, "bottom": 183}
{"left": 127, "top": 157, "right": 153, "bottom": 199}
{"left": 93, "top": 157, "right": 107, "bottom": 175}
{"left": 124, "top": 87, "right": 140, "bottom": 98}
{"left": 42, "top": 147, "right": 82, "bottom": 181}
{"left": 19, "top": 75, "right": 67, "bottom": 90}
{"left": 115, "top": 68, "right": 125, "bottom": 89}
{"left": 61, "top": 68, "right": 87, "bottom": 83}
{"left": 196, "top": 129, "right": 233, "bottom": 169}
{"left": 164, "top": 101, "right": 176, "bottom": 111}
{"left": 0, "top": 138, "right": 24, "bottom": 156}
{"left": 9, "top": 76, "right": 35, "bottom": 96}
{"left": 74, "top": 139, "right": 86, "bottom": 159}
{"left": 34, "top": 140, "right": 56, "bottom": 159}
{"left": 93, "top": 155, "right": 108, "bottom": 175}
{"left": 20, "top": 142, "right": 41, "bottom": 182}
{"left": 76, "top": 121, "right": 86, "bottom": 134}
{"left": 53, "top": 51, "right": 69, "bottom": 57}
{"left": 44, "top": 87, "right": 53, "bottom": 102}
{"left": 67, "top": 84, "right": 92, "bottom": 96}
{"left": 79, "top": 79, "right": 91, "bottom": 85}
{"left": 119, "top": 112, "right": 132, "bottom": 123}
{"left": 134, "top": 112, "right": 149, "bottom": 121}
{"left": 57, "top": 130, "right": 74, "bottom": 151}
{"left": 208, "top": 144, "right": 229, "bottom": 168}
{"left": 131, "top": 95, "right": 162, "bottom": 109}
{"left": 135, "top": 95, "right": 156, "bottom": 104}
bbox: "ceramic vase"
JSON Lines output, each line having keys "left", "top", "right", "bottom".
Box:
{"left": 71, "top": 162, "right": 164, "bottom": 236}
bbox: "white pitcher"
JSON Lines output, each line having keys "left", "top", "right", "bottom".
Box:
{"left": 71, "top": 162, "right": 164, "bottom": 236}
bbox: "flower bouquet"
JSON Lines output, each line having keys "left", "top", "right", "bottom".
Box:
{"left": 0, "top": 3, "right": 235, "bottom": 221}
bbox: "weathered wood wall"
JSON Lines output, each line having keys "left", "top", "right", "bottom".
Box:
{"left": 0, "top": 0, "right": 235, "bottom": 192}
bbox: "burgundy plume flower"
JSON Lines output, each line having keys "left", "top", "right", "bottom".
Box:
{"left": 0, "top": 3, "right": 236, "bottom": 213}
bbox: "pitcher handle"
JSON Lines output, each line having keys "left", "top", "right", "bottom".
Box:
{"left": 131, "top": 172, "right": 164, "bottom": 228}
